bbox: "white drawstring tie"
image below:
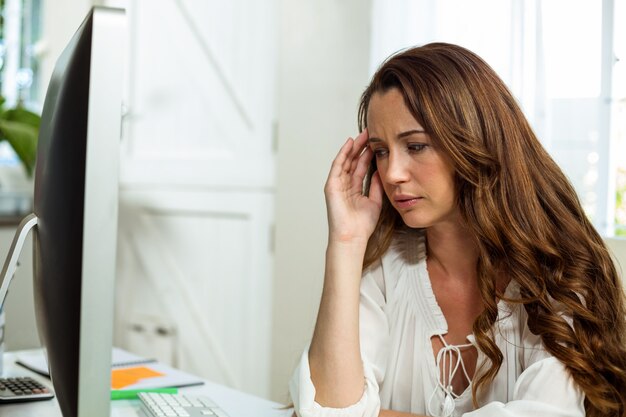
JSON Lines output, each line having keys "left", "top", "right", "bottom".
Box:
{"left": 427, "top": 335, "right": 473, "bottom": 417}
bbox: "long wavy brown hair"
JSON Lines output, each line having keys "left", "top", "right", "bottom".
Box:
{"left": 358, "top": 43, "right": 626, "bottom": 417}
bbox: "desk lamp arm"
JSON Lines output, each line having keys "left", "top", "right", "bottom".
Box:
{"left": 0, "top": 213, "right": 38, "bottom": 311}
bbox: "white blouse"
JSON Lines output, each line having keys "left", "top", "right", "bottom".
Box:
{"left": 289, "top": 231, "right": 585, "bottom": 417}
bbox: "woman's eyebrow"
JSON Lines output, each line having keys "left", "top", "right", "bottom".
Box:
{"left": 397, "top": 129, "right": 426, "bottom": 139}
{"left": 368, "top": 129, "right": 426, "bottom": 143}
{"left": 367, "top": 137, "right": 384, "bottom": 144}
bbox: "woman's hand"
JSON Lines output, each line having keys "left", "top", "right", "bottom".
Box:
{"left": 324, "top": 130, "right": 384, "bottom": 245}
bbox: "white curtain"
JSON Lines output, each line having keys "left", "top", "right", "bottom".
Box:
{"left": 368, "top": 0, "right": 549, "bottom": 144}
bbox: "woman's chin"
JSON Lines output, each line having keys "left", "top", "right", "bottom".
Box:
{"left": 399, "top": 214, "right": 430, "bottom": 229}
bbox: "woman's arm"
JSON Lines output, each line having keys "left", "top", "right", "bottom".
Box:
{"left": 308, "top": 240, "right": 368, "bottom": 407}
{"left": 308, "top": 131, "right": 383, "bottom": 408}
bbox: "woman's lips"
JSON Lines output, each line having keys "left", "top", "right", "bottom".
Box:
{"left": 394, "top": 197, "right": 423, "bottom": 209}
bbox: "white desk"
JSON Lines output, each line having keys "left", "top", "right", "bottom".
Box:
{"left": 0, "top": 351, "right": 292, "bottom": 417}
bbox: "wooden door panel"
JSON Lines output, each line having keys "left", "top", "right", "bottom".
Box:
{"left": 121, "top": 0, "right": 276, "bottom": 188}
{"left": 115, "top": 189, "right": 274, "bottom": 397}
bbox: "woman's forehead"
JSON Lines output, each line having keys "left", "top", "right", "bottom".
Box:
{"left": 366, "top": 89, "right": 424, "bottom": 134}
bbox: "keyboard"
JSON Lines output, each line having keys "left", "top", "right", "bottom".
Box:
{"left": 138, "top": 392, "right": 230, "bottom": 417}
{"left": 0, "top": 376, "right": 55, "bottom": 402}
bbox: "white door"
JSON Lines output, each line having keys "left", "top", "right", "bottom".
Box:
{"left": 109, "top": 0, "right": 276, "bottom": 398}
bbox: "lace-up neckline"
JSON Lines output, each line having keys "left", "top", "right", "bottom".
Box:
{"left": 428, "top": 334, "right": 475, "bottom": 417}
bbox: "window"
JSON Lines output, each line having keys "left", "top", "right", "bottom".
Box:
{"left": 612, "top": 0, "right": 626, "bottom": 236}
{"left": 0, "top": 0, "right": 42, "bottom": 107}
{"left": 0, "top": 0, "right": 42, "bottom": 215}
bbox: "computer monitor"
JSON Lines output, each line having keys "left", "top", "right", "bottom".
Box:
{"left": 0, "top": 6, "right": 125, "bottom": 417}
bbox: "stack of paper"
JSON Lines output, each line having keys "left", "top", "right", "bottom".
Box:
{"left": 16, "top": 347, "right": 204, "bottom": 390}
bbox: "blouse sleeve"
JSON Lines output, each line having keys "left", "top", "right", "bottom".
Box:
{"left": 462, "top": 356, "right": 585, "bottom": 417}
{"left": 289, "top": 260, "right": 390, "bottom": 417}
{"left": 462, "top": 307, "right": 585, "bottom": 417}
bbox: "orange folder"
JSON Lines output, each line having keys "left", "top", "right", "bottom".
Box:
{"left": 111, "top": 366, "right": 164, "bottom": 390}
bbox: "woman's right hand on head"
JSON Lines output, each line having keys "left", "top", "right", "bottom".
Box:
{"left": 324, "top": 130, "right": 384, "bottom": 245}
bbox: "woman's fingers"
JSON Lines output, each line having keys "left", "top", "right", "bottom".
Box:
{"left": 368, "top": 171, "right": 384, "bottom": 207}
{"left": 349, "top": 131, "right": 369, "bottom": 161}
{"left": 353, "top": 129, "right": 369, "bottom": 150}
{"left": 353, "top": 147, "right": 373, "bottom": 184}
{"left": 328, "top": 138, "right": 353, "bottom": 180}
{"left": 346, "top": 130, "right": 369, "bottom": 174}
{"left": 327, "top": 131, "right": 372, "bottom": 193}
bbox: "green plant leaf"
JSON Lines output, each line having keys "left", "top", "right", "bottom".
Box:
{"left": 0, "top": 119, "right": 38, "bottom": 177}
{"left": 2, "top": 107, "right": 41, "bottom": 129}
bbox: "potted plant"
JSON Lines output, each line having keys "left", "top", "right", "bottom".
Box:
{"left": 0, "top": 96, "right": 40, "bottom": 178}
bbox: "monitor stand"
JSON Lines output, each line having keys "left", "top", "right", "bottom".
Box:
{"left": 0, "top": 213, "right": 38, "bottom": 309}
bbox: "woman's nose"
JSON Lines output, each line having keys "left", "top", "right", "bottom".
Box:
{"left": 384, "top": 152, "right": 410, "bottom": 184}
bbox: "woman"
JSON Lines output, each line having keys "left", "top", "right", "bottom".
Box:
{"left": 289, "top": 43, "right": 626, "bottom": 417}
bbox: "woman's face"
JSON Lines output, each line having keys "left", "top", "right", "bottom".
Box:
{"left": 367, "top": 88, "right": 459, "bottom": 229}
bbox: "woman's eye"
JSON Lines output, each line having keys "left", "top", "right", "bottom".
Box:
{"left": 373, "top": 148, "right": 388, "bottom": 158}
{"left": 408, "top": 143, "right": 427, "bottom": 153}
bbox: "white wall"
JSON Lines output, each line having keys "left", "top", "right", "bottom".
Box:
{"left": 270, "top": 0, "right": 372, "bottom": 403}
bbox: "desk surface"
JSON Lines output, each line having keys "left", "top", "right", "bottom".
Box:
{"left": 0, "top": 351, "right": 292, "bottom": 417}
